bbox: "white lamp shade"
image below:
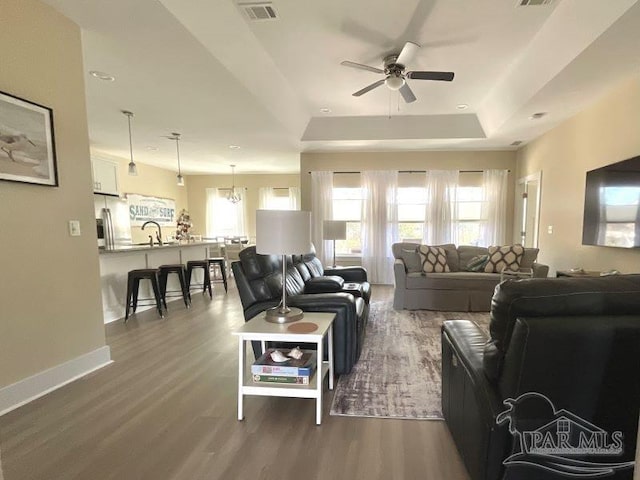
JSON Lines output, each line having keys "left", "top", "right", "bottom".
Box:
{"left": 323, "top": 220, "right": 347, "bottom": 240}
{"left": 256, "top": 210, "right": 311, "bottom": 255}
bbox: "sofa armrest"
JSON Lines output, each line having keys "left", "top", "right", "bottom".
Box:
{"left": 442, "top": 320, "right": 509, "bottom": 480}
{"left": 532, "top": 262, "right": 549, "bottom": 278}
{"left": 324, "top": 266, "right": 368, "bottom": 283}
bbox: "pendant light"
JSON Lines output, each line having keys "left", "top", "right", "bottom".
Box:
{"left": 122, "top": 110, "right": 137, "bottom": 176}
{"left": 168, "top": 132, "right": 184, "bottom": 186}
{"left": 227, "top": 164, "right": 241, "bottom": 203}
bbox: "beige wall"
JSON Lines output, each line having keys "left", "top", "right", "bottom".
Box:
{"left": 0, "top": 0, "right": 106, "bottom": 387}
{"left": 516, "top": 76, "right": 640, "bottom": 274}
{"left": 186, "top": 173, "right": 300, "bottom": 239}
{"left": 93, "top": 153, "right": 190, "bottom": 244}
{"left": 301, "top": 151, "right": 517, "bottom": 240}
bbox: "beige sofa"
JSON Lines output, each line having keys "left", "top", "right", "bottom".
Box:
{"left": 392, "top": 243, "right": 549, "bottom": 311}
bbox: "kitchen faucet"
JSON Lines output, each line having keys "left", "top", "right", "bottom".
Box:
{"left": 141, "top": 221, "right": 163, "bottom": 246}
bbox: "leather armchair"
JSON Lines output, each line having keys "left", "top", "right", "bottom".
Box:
{"left": 232, "top": 246, "right": 371, "bottom": 374}
{"left": 442, "top": 275, "right": 640, "bottom": 480}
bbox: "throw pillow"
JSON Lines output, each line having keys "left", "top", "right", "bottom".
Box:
{"left": 484, "top": 245, "right": 525, "bottom": 273}
{"left": 466, "top": 254, "right": 489, "bottom": 272}
{"left": 418, "top": 245, "right": 450, "bottom": 273}
{"left": 401, "top": 247, "right": 422, "bottom": 273}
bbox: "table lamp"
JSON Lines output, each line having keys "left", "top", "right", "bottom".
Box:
{"left": 256, "top": 210, "right": 312, "bottom": 323}
{"left": 323, "top": 220, "right": 347, "bottom": 268}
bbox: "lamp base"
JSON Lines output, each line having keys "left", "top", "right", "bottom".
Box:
{"left": 264, "top": 306, "right": 304, "bottom": 324}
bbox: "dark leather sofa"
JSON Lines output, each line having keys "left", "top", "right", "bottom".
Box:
{"left": 232, "top": 246, "right": 371, "bottom": 374}
{"left": 442, "top": 274, "right": 640, "bottom": 480}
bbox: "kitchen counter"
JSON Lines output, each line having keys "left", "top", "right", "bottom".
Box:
{"left": 98, "top": 241, "right": 218, "bottom": 254}
{"left": 98, "top": 241, "right": 222, "bottom": 323}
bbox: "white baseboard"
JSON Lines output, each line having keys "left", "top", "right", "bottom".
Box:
{"left": 0, "top": 346, "right": 112, "bottom": 416}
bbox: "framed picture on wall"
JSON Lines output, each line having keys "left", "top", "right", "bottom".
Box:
{"left": 0, "top": 90, "right": 58, "bottom": 186}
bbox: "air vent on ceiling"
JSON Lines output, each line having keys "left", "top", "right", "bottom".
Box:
{"left": 517, "top": 0, "right": 553, "bottom": 6}
{"left": 511, "top": 140, "right": 523, "bottom": 146}
{"left": 239, "top": 2, "right": 278, "bottom": 21}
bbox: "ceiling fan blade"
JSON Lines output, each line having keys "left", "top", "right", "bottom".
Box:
{"left": 341, "top": 61, "right": 384, "bottom": 74}
{"left": 352, "top": 79, "right": 386, "bottom": 97}
{"left": 396, "top": 41, "right": 420, "bottom": 67}
{"left": 407, "top": 71, "right": 455, "bottom": 81}
{"left": 399, "top": 83, "right": 416, "bottom": 103}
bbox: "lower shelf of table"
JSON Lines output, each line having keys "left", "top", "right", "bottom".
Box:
{"left": 241, "top": 362, "right": 330, "bottom": 398}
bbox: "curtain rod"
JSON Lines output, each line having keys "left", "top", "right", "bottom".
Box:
{"left": 307, "top": 169, "right": 510, "bottom": 174}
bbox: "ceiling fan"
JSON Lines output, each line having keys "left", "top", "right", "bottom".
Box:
{"left": 341, "top": 41, "right": 454, "bottom": 103}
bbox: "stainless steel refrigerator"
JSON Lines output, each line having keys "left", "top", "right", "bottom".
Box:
{"left": 94, "top": 195, "right": 132, "bottom": 248}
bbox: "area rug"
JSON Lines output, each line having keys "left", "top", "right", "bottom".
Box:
{"left": 330, "top": 301, "right": 490, "bottom": 420}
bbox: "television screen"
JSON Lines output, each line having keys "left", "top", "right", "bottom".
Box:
{"left": 582, "top": 155, "right": 640, "bottom": 248}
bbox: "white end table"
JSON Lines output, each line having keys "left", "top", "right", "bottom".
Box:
{"left": 232, "top": 312, "right": 335, "bottom": 425}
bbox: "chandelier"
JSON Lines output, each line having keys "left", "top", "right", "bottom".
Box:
{"left": 227, "top": 164, "right": 241, "bottom": 203}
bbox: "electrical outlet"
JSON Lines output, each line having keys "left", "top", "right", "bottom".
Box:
{"left": 547, "top": 225, "right": 553, "bottom": 234}
{"left": 69, "top": 220, "right": 81, "bottom": 236}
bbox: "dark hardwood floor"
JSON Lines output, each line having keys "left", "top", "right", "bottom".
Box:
{"left": 0, "top": 283, "right": 469, "bottom": 480}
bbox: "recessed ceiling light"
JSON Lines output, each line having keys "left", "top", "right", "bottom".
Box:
{"left": 229, "top": 145, "right": 241, "bottom": 149}
{"left": 529, "top": 112, "right": 547, "bottom": 120}
{"left": 89, "top": 70, "right": 115, "bottom": 82}
{"left": 320, "top": 108, "right": 332, "bottom": 113}
{"left": 456, "top": 104, "right": 469, "bottom": 110}
{"left": 145, "top": 146, "right": 158, "bottom": 151}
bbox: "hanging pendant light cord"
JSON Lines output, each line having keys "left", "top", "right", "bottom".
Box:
{"left": 127, "top": 114, "right": 134, "bottom": 163}
{"left": 175, "top": 135, "right": 181, "bottom": 176}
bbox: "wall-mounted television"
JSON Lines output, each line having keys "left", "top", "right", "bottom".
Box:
{"left": 582, "top": 155, "right": 640, "bottom": 248}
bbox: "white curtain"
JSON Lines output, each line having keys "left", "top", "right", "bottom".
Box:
{"left": 311, "top": 171, "right": 333, "bottom": 264}
{"left": 480, "top": 169, "right": 509, "bottom": 245}
{"left": 424, "top": 170, "right": 459, "bottom": 245}
{"left": 289, "top": 186, "right": 300, "bottom": 210}
{"left": 206, "top": 187, "right": 247, "bottom": 237}
{"left": 258, "top": 187, "right": 275, "bottom": 209}
{"left": 361, "top": 170, "right": 398, "bottom": 284}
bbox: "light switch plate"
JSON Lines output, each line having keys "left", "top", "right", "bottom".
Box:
{"left": 547, "top": 225, "right": 553, "bottom": 234}
{"left": 69, "top": 220, "right": 81, "bottom": 236}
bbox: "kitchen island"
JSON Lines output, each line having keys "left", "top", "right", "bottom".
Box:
{"left": 99, "top": 241, "right": 219, "bottom": 323}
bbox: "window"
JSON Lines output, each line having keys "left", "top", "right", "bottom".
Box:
{"left": 455, "top": 186, "right": 484, "bottom": 246}
{"left": 332, "top": 187, "right": 362, "bottom": 254}
{"left": 398, "top": 187, "right": 426, "bottom": 242}
{"left": 258, "top": 187, "right": 300, "bottom": 210}
{"left": 206, "top": 188, "right": 247, "bottom": 237}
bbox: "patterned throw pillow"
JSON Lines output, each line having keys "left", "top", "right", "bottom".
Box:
{"left": 484, "top": 245, "right": 525, "bottom": 273}
{"left": 418, "top": 245, "right": 451, "bottom": 273}
{"left": 466, "top": 254, "right": 489, "bottom": 272}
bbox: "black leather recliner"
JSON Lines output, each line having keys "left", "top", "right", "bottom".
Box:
{"left": 442, "top": 275, "right": 640, "bottom": 480}
{"left": 232, "top": 246, "right": 371, "bottom": 374}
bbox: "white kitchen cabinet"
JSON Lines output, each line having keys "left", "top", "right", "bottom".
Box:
{"left": 92, "top": 158, "right": 119, "bottom": 196}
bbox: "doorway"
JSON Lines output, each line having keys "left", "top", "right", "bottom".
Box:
{"left": 517, "top": 172, "right": 542, "bottom": 248}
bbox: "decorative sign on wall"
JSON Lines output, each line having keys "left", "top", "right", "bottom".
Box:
{"left": 127, "top": 193, "right": 176, "bottom": 227}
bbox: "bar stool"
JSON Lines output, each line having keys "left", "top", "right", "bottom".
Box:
{"left": 125, "top": 269, "right": 164, "bottom": 322}
{"left": 158, "top": 264, "right": 191, "bottom": 309}
{"left": 186, "top": 260, "right": 212, "bottom": 298}
{"left": 207, "top": 257, "right": 227, "bottom": 293}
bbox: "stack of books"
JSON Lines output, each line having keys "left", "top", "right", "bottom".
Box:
{"left": 252, "top": 348, "right": 317, "bottom": 385}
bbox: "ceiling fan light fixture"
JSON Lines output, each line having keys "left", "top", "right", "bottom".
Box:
{"left": 385, "top": 75, "right": 405, "bottom": 91}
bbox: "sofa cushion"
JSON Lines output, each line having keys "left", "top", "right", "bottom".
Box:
{"left": 399, "top": 246, "right": 422, "bottom": 273}
{"left": 483, "top": 245, "right": 524, "bottom": 273}
{"left": 484, "top": 274, "right": 640, "bottom": 383}
{"left": 437, "top": 243, "right": 459, "bottom": 272}
{"left": 466, "top": 254, "right": 489, "bottom": 272}
{"left": 458, "top": 246, "right": 489, "bottom": 271}
{"left": 406, "top": 271, "right": 501, "bottom": 291}
{"left": 418, "top": 245, "right": 451, "bottom": 273}
{"left": 521, "top": 247, "right": 539, "bottom": 270}
{"left": 305, "top": 275, "right": 345, "bottom": 294}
